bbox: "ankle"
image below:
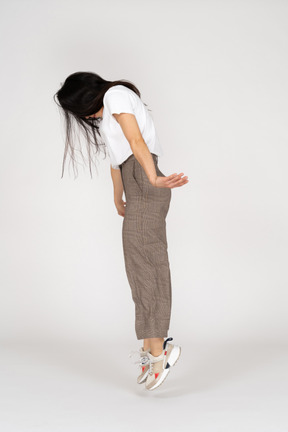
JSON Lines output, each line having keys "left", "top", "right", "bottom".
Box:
{"left": 149, "top": 337, "right": 164, "bottom": 357}
{"left": 150, "top": 349, "right": 163, "bottom": 357}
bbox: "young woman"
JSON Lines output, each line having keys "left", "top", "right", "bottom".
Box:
{"left": 54, "top": 72, "right": 188, "bottom": 391}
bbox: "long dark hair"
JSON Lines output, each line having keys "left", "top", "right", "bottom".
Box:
{"left": 53, "top": 71, "right": 146, "bottom": 178}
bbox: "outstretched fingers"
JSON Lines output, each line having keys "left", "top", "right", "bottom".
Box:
{"left": 166, "top": 173, "right": 189, "bottom": 188}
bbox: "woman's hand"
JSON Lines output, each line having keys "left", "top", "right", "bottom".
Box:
{"left": 153, "top": 173, "right": 189, "bottom": 188}
{"left": 114, "top": 198, "right": 126, "bottom": 217}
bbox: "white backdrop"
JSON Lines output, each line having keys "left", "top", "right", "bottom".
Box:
{"left": 0, "top": 0, "right": 287, "bottom": 347}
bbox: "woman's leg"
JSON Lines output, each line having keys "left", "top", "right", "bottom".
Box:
{"left": 121, "top": 154, "right": 172, "bottom": 342}
{"left": 143, "top": 337, "right": 164, "bottom": 356}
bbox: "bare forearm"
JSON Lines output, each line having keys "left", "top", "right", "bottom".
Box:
{"left": 130, "top": 139, "right": 157, "bottom": 185}
{"left": 110, "top": 166, "right": 124, "bottom": 201}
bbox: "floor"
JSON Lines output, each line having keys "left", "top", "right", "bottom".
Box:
{"left": 0, "top": 338, "right": 287, "bottom": 432}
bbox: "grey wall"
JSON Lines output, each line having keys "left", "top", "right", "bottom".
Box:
{"left": 0, "top": 0, "right": 287, "bottom": 344}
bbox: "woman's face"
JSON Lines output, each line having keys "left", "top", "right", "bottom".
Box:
{"left": 85, "top": 106, "right": 104, "bottom": 119}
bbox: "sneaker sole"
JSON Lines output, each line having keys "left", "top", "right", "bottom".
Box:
{"left": 146, "top": 345, "right": 181, "bottom": 391}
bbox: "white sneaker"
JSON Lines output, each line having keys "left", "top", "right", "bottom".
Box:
{"left": 145, "top": 337, "right": 181, "bottom": 391}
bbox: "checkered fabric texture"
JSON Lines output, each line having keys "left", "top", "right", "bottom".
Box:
{"left": 120, "top": 153, "right": 172, "bottom": 340}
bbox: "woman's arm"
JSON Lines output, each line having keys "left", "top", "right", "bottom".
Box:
{"left": 113, "top": 113, "right": 157, "bottom": 185}
{"left": 110, "top": 165, "right": 126, "bottom": 217}
{"left": 113, "top": 113, "right": 188, "bottom": 188}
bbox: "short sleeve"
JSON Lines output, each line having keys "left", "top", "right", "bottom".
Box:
{"left": 104, "top": 88, "right": 135, "bottom": 116}
{"left": 111, "top": 163, "right": 120, "bottom": 170}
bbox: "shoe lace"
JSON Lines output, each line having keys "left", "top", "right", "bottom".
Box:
{"left": 128, "top": 348, "right": 150, "bottom": 367}
{"left": 148, "top": 357, "right": 160, "bottom": 376}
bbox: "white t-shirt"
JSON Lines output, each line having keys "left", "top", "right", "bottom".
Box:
{"left": 99, "top": 85, "right": 164, "bottom": 169}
